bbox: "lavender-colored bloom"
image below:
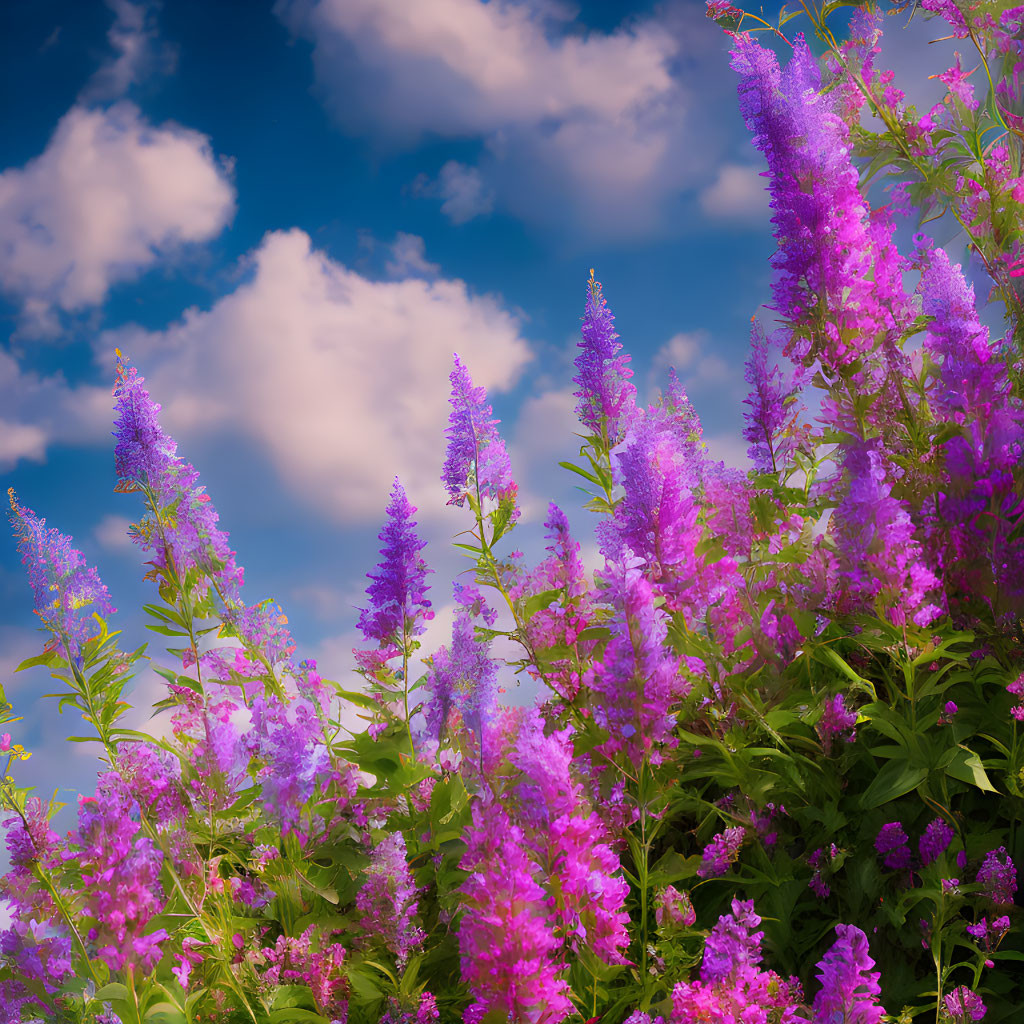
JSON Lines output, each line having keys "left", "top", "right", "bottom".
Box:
{"left": 422, "top": 598, "right": 498, "bottom": 745}
{"left": 573, "top": 271, "right": 637, "bottom": 444}
{"left": 742, "top": 319, "right": 806, "bottom": 473}
{"left": 355, "top": 832, "right": 424, "bottom": 968}
{"left": 816, "top": 693, "right": 857, "bottom": 754}
{"left": 944, "top": 987, "right": 987, "bottom": 1023}
{"left": 441, "top": 354, "right": 517, "bottom": 511}
{"left": 833, "top": 437, "right": 940, "bottom": 627}
{"left": 607, "top": 416, "right": 702, "bottom": 574}
{"left": 586, "top": 556, "right": 684, "bottom": 765}
{"left": 919, "top": 818, "right": 955, "bottom": 866}
{"left": 112, "top": 352, "right": 243, "bottom": 599}
{"left": 730, "top": 35, "right": 909, "bottom": 369}
{"left": 875, "top": 822, "right": 911, "bottom": 871}
{"left": 701, "top": 898, "right": 764, "bottom": 984}
{"left": 248, "top": 696, "right": 331, "bottom": 832}
{"left": 356, "top": 478, "right": 434, "bottom": 651}
{"left": 75, "top": 774, "right": 167, "bottom": 972}
{"left": 976, "top": 847, "right": 1017, "bottom": 905}
{"left": 8, "top": 490, "right": 116, "bottom": 662}
{"left": 811, "top": 924, "right": 885, "bottom": 1024}
{"left": 697, "top": 826, "right": 747, "bottom": 879}
{"left": 916, "top": 245, "right": 1024, "bottom": 612}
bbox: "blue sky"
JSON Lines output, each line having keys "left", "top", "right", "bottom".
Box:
{"left": 0, "top": 0, "right": 959, "bottom": 831}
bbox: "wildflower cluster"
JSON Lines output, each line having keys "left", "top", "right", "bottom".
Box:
{"left": 3, "top": 3, "right": 1024, "bottom": 1023}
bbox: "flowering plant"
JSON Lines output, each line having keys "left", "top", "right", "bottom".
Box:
{"left": 3, "top": 2, "right": 1024, "bottom": 1022}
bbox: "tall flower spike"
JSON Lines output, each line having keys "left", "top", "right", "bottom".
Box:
{"left": 356, "top": 477, "right": 434, "bottom": 650}
{"left": 811, "top": 924, "right": 885, "bottom": 1024}
{"left": 442, "top": 354, "right": 518, "bottom": 512}
{"left": 422, "top": 588, "right": 498, "bottom": 746}
{"left": 730, "top": 35, "right": 911, "bottom": 369}
{"left": 573, "top": 270, "right": 637, "bottom": 444}
{"left": 355, "top": 832, "right": 425, "bottom": 969}
{"left": 112, "top": 351, "right": 243, "bottom": 600}
{"left": 459, "top": 798, "right": 572, "bottom": 1024}
{"left": 742, "top": 319, "right": 807, "bottom": 474}
{"left": 8, "top": 490, "right": 115, "bottom": 662}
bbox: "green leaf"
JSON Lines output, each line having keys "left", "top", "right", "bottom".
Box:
{"left": 860, "top": 759, "right": 927, "bottom": 809}
{"left": 95, "top": 983, "right": 130, "bottom": 1001}
{"left": 15, "top": 650, "right": 60, "bottom": 672}
{"left": 145, "top": 1003, "right": 186, "bottom": 1024}
{"left": 945, "top": 747, "right": 998, "bottom": 793}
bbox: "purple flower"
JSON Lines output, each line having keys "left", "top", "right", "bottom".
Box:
{"left": 459, "top": 797, "right": 572, "bottom": 1023}
{"left": 875, "top": 822, "right": 911, "bottom": 871}
{"left": 730, "top": 34, "right": 910, "bottom": 370}
{"left": 356, "top": 478, "right": 434, "bottom": 651}
{"left": 422, "top": 593, "right": 498, "bottom": 746}
{"left": 816, "top": 693, "right": 857, "bottom": 754}
{"left": 920, "top": 0, "right": 969, "bottom": 37}
{"left": 811, "top": 924, "right": 885, "bottom": 1024}
{"left": 573, "top": 271, "right": 637, "bottom": 445}
{"left": 919, "top": 818, "right": 955, "bottom": 866}
{"left": 8, "top": 491, "right": 115, "bottom": 662}
{"left": 441, "top": 354, "right": 517, "bottom": 511}
{"left": 74, "top": 774, "right": 167, "bottom": 972}
{"left": 976, "top": 847, "right": 1017, "bottom": 905}
{"left": 832, "top": 438, "right": 940, "bottom": 627}
{"left": 355, "top": 832, "right": 424, "bottom": 969}
{"left": 509, "top": 710, "right": 631, "bottom": 964}
{"left": 112, "top": 352, "right": 243, "bottom": 600}
{"left": 697, "top": 826, "right": 746, "bottom": 879}
{"left": 742, "top": 319, "right": 806, "bottom": 473}
{"left": 248, "top": 696, "right": 332, "bottom": 832}
{"left": 586, "top": 556, "right": 684, "bottom": 765}
{"left": 944, "top": 987, "right": 986, "bottom": 1023}
{"left": 701, "top": 898, "right": 764, "bottom": 984}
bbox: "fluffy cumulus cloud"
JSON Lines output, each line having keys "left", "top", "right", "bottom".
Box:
{"left": 0, "top": 348, "right": 112, "bottom": 469}
{"left": 699, "top": 162, "right": 768, "bottom": 220}
{"left": 276, "top": 0, "right": 731, "bottom": 237}
{"left": 104, "top": 228, "right": 532, "bottom": 522}
{"left": 0, "top": 102, "right": 234, "bottom": 331}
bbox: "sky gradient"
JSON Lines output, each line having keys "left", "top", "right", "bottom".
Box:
{"left": 0, "top": 0, "right": 965, "bottom": 835}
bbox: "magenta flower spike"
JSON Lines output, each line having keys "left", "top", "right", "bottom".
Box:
{"left": 811, "top": 924, "right": 886, "bottom": 1024}
{"left": 8, "top": 490, "right": 115, "bottom": 663}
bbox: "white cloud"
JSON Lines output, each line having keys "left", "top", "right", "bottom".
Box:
{"left": 650, "top": 330, "right": 732, "bottom": 397}
{"left": 94, "top": 514, "right": 135, "bottom": 551}
{"left": 277, "top": 0, "right": 727, "bottom": 237}
{"left": 385, "top": 232, "right": 440, "bottom": 278}
{"left": 0, "top": 420, "right": 47, "bottom": 465}
{"left": 0, "top": 348, "right": 112, "bottom": 469}
{"left": 82, "top": 0, "right": 175, "bottom": 102}
{"left": 414, "top": 161, "right": 494, "bottom": 224}
{"left": 0, "top": 103, "right": 234, "bottom": 331}
{"left": 102, "top": 228, "right": 532, "bottom": 523}
{"left": 699, "top": 163, "right": 768, "bottom": 221}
